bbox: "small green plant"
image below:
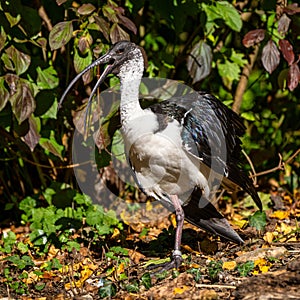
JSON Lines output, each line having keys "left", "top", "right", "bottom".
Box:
{"left": 237, "top": 261, "right": 255, "bottom": 277}
{"left": 0, "top": 230, "right": 16, "bottom": 253}
{"left": 3, "top": 267, "right": 29, "bottom": 295}
{"left": 18, "top": 184, "right": 123, "bottom": 253}
{"left": 187, "top": 267, "right": 202, "bottom": 282}
{"left": 249, "top": 211, "right": 267, "bottom": 231}
{"left": 208, "top": 260, "right": 223, "bottom": 281}
{"left": 98, "top": 279, "right": 117, "bottom": 298}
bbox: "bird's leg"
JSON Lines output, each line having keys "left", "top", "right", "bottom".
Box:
{"left": 147, "top": 195, "right": 184, "bottom": 272}
{"left": 170, "top": 194, "right": 184, "bottom": 268}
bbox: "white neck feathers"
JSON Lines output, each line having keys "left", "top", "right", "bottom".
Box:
{"left": 118, "top": 49, "right": 145, "bottom": 126}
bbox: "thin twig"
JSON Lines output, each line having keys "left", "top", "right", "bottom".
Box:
{"left": 242, "top": 149, "right": 257, "bottom": 186}
{"left": 246, "top": 148, "right": 300, "bottom": 179}
{"left": 250, "top": 154, "right": 284, "bottom": 179}
{"left": 38, "top": 5, "right": 53, "bottom": 31}
{"left": 195, "top": 283, "right": 236, "bottom": 289}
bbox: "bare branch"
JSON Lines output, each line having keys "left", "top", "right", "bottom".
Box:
{"left": 250, "top": 149, "right": 300, "bottom": 179}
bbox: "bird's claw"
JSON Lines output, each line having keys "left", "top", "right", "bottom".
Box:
{"left": 146, "top": 250, "right": 183, "bottom": 274}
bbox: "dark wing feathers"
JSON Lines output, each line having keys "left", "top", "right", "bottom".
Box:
{"left": 149, "top": 92, "right": 261, "bottom": 210}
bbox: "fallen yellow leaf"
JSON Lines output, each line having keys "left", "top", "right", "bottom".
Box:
{"left": 222, "top": 261, "right": 237, "bottom": 270}
{"left": 270, "top": 210, "right": 290, "bottom": 220}
{"left": 263, "top": 232, "right": 274, "bottom": 244}
{"left": 170, "top": 214, "right": 177, "bottom": 227}
{"left": 260, "top": 265, "right": 270, "bottom": 273}
{"left": 182, "top": 244, "right": 200, "bottom": 255}
{"left": 254, "top": 257, "right": 267, "bottom": 267}
{"left": 173, "top": 285, "right": 189, "bottom": 295}
{"left": 231, "top": 219, "right": 247, "bottom": 229}
{"left": 146, "top": 200, "right": 153, "bottom": 211}
{"left": 111, "top": 228, "right": 120, "bottom": 239}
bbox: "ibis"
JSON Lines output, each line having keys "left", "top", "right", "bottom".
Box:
{"left": 59, "top": 41, "right": 261, "bottom": 270}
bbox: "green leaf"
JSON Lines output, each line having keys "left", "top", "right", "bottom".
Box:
{"left": 1, "top": 52, "right": 14, "bottom": 70}
{"left": 217, "top": 60, "right": 241, "bottom": 81}
{"left": 17, "top": 242, "right": 29, "bottom": 254}
{"left": 237, "top": 261, "right": 255, "bottom": 276}
{"left": 111, "top": 130, "right": 126, "bottom": 162}
{"left": 5, "top": 45, "right": 31, "bottom": 75}
{"left": 39, "top": 131, "right": 64, "bottom": 160}
{"left": 216, "top": 1, "right": 242, "bottom": 32}
{"left": 35, "top": 282, "right": 45, "bottom": 291}
{"left": 49, "top": 21, "right": 73, "bottom": 50}
{"left": 98, "top": 280, "right": 117, "bottom": 298}
{"left": 241, "top": 112, "right": 256, "bottom": 121}
{"left": 36, "top": 66, "right": 59, "bottom": 90}
{"left": 64, "top": 240, "right": 81, "bottom": 252}
{"left": 7, "top": 255, "right": 34, "bottom": 270}
{"left": 4, "top": 12, "right": 21, "bottom": 27}
{"left": 73, "top": 47, "right": 92, "bottom": 73}
{"left": 0, "top": 26, "right": 7, "bottom": 52}
{"left": 230, "top": 50, "right": 247, "bottom": 67}
{"left": 110, "top": 246, "right": 128, "bottom": 255}
{"left": 19, "top": 196, "right": 37, "bottom": 219}
{"left": 249, "top": 211, "right": 267, "bottom": 231}
{"left": 140, "top": 273, "right": 152, "bottom": 289}
{"left": 41, "top": 99, "right": 58, "bottom": 119}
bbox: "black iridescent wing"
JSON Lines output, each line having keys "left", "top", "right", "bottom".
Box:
{"left": 149, "top": 92, "right": 261, "bottom": 209}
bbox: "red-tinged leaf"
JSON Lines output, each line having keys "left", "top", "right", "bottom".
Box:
{"left": 0, "top": 77, "right": 9, "bottom": 111}
{"left": 22, "top": 116, "right": 40, "bottom": 151}
{"left": 279, "top": 39, "right": 294, "bottom": 66}
{"left": 78, "top": 34, "right": 93, "bottom": 54}
{"left": 283, "top": 3, "right": 300, "bottom": 15}
{"left": 36, "top": 37, "right": 47, "bottom": 49}
{"left": 49, "top": 21, "right": 73, "bottom": 50}
{"left": 187, "top": 40, "right": 212, "bottom": 83}
{"left": 5, "top": 73, "right": 19, "bottom": 94}
{"left": 9, "top": 81, "right": 35, "bottom": 123}
{"left": 103, "top": 5, "right": 118, "bottom": 23}
{"left": 110, "top": 23, "right": 130, "bottom": 44}
{"left": 242, "top": 29, "right": 265, "bottom": 48}
{"left": 261, "top": 40, "right": 280, "bottom": 74}
{"left": 287, "top": 63, "right": 300, "bottom": 91}
{"left": 94, "top": 16, "right": 110, "bottom": 41}
{"left": 278, "top": 14, "right": 291, "bottom": 36}
{"left": 117, "top": 15, "right": 137, "bottom": 34}
{"left": 5, "top": 45, "right": 31, "bottom": 75}
{"left": 77, "top": 4, "right": 96, "bottom": 15}
{"left": 5, "top": 74, "right": 35, "bottom": 123}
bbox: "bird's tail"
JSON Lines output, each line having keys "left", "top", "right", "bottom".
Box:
{"left": 183, "top": 188, "right": 244, "bottom": 244}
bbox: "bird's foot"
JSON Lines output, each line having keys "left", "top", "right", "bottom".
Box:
{"left": 147, "top": 250, "right": 183, "bottom": 273}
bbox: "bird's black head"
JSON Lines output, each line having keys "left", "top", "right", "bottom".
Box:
{"left": 58, "top": 41, "right": 147, "bottom": 109}
{"left": 105, "top": 41, "right": 148, "bottom": 75}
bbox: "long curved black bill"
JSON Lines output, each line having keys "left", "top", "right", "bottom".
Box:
{"left": 57, "top": 52, "right": 112, "bottom": 110}
{"left": 83, "top": 63, "right": 114, "bottom": 134}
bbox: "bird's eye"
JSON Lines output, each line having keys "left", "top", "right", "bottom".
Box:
{"left": 116, "top": 48, "right": 125, "bottom": 54}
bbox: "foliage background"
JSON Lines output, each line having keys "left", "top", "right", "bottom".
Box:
{"left": 0, "top": 0, "right": 299, "bottom": 297}
{"left": 1, "top": 0, "right": 299, "bottom": 212}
